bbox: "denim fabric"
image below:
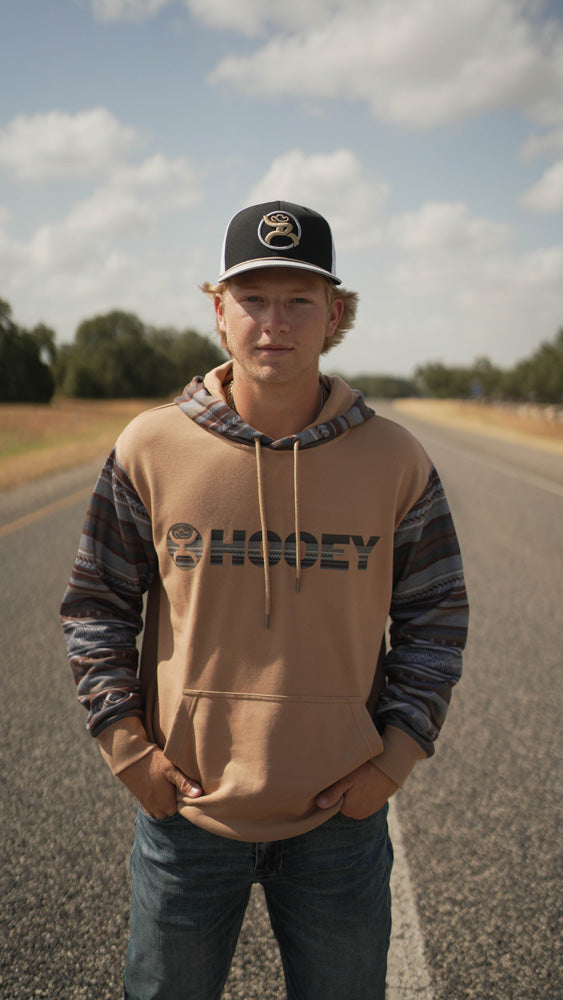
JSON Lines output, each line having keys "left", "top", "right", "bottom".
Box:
{"left": 124, "top": 806, "right": 393, "bottom": 1000}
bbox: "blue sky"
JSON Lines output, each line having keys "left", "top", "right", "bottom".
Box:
{"left": 0, "top": 0, "right": 562, "bottom": 377}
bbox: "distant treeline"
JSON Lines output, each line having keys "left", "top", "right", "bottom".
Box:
{"left": 0, "top": 298, "right": 225, "bottom": 403}
{"left": 1, "top": 296, "right": 562, "bottom": 405}
{"left": 352, "top": 328, "right": 563, "bottom": 405}
{"left": 413, "top": 329, "right": 563, "bottom": 405}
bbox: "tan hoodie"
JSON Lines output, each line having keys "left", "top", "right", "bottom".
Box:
{"left": 82, "top": 363, "right": 453, "bottom": 841}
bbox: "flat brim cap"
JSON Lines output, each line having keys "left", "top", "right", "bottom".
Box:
{"left": 218, "top": 200, "right": 341, "bottom": 285}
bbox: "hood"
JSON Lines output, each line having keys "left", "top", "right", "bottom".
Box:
{"left": 174, "top": 361, "right": 375, "bottom": 450}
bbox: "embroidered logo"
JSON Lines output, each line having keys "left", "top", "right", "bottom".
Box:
{"left": 166, "top": 523, "right": 203, "bottom": 569}
{"left": 258, "top": 211, "right": 301, "bottom": 250}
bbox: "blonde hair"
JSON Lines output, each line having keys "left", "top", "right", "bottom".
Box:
{"left": 200, "top": 277, "right": 358, "bottom": 355}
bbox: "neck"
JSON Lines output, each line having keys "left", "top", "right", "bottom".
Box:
{"left": 227, "top": 370, "right": 326, "bottom": 438}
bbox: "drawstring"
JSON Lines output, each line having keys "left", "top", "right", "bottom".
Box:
{"left": 293, "top": 440, "right": 301, "bottom": 592}
{"left": 254, "top": 438, "right": 271, "bottom": 628}
{"left": 253, "top": 437, "right": 303, "bottom": 628}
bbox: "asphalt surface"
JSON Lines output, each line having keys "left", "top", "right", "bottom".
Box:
{"left": 1, "top": 407, "right": 561, "bottom": 999}
{"left": 379, "top": 403, "right": 563, "bottom": 1000}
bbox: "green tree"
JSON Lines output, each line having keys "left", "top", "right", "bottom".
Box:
{"left": 414, "top": 362, "right": 473, "bottom": 398}
{"left": 0, "top": 299, "right": 55, "bottom": 402}
{"left": 157, "top": 328, "right": 226, "bottom": 394}
{"left": 500, "top": 328, "right": 563, "bottom": 403}
{"left": 55, "top": 310, "right": 225, "bottom": 399}
{"left": 467, "top": 356, "right": 503, "bottom": 399}
{"left": 30, "top": 322, "right": 58, "bottom": 367}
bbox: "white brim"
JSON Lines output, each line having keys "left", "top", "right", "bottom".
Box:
{"left": 217, "top": 257, "right": 341, "bottom": 285}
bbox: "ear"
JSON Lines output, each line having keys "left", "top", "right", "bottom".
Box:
{"left": 214, "top": 293, "right": 226, "bottom": 334}
{"left": 326, "top": 297, "right": 344, "bottom": 340}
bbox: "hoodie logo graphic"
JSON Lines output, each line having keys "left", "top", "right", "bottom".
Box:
{"left": 258, "top": 211, "right": 301, "bottom": 250}
{"left": 167, "top": 523, "right": 203, "bottom": 568}
{"left": 167, "top": 524, "right": 379, "bottom": 572}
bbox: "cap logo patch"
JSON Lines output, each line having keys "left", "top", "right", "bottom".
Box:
{"left": 258, "top": 211, "right": 301, "bottom": 250}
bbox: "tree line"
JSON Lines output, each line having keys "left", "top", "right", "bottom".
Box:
{"left": 1, "top": 296, "right": 561, "bottom": 405}
{"left": 338, "top": 328, "right": 563, "bottom": 405}
{"left": 0, "top": 298, "right": 225, "bottom": 403}
{"left": 413, "top": 329, "right": 563, "bottom": 405}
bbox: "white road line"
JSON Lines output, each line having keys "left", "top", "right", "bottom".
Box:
{"left": 387, "top": 798, "right": 435, "bottom": 1000}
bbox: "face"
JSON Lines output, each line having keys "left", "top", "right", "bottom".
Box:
{"left": 215, "top": 268, "right": 343, "bottom": 390}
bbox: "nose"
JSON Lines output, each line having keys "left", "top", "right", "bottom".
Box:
{"left": 261, "top": 300, "right": 289, "bottom": 335}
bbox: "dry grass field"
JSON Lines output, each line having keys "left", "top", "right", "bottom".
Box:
{"left": 0, "top": 395, "right": 561, "bottom": 493}
{"left": 0, "top": 397, "right": 166, "bottom": 491}
{"left": 393, "top": 397, "right": 563, "bottom": 454}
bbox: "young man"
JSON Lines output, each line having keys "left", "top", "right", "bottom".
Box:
{"left": 61, "top": 201, "right": 468, "bottom": 1000}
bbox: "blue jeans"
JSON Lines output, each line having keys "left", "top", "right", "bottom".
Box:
{"left": 124, "top": 806, "right": 393, "bottom": 1000}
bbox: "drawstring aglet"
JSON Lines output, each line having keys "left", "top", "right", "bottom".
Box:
{"left": 264, "top": 613, "right": 270, "bottom": 628}
{"left": 295, "top": 578, "right": 301, "bottom": 593}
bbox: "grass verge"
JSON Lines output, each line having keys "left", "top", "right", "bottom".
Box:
{"left": 0, "top": 398, "right": 166, "bottom": 491}
{"left": 392, "top": 398, "right": 563, "bottom": 454}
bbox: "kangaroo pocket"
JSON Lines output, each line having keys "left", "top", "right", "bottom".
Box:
{"left": 163, "top": 688, "right": 384, "bottom": 826}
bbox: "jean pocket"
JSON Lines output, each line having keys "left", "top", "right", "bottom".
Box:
{"left": 138, "top": 807, "right": 182, "bottom": 825}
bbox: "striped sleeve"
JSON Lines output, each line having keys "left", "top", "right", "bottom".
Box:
{"left": 375, "top": 467, "right": 469, "bottom": 756}
{"left": 60, "top": 451, "right": 157, "bottom": 737}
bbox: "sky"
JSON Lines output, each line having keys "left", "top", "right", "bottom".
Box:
{"left": 0, "top": 0, "right": 562, "bottom": 378}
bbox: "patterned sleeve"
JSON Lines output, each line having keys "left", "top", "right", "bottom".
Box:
{"left": 60, "top": 450, "right": 157, "bottom": 737}
{"left": 375, "top": 467, "right": 469, "bottom": 756}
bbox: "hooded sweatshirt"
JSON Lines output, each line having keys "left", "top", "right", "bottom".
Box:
{"left": 61, "top": 362, "right": 468, "bottom": 842}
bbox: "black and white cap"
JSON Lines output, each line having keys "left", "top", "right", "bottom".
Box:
{"left": 218, "top": 200, "right": 341, "bottom": 285}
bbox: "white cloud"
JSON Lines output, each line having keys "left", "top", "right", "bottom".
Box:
{"left": 519, "top": 125, "right": 563, "bottom": 161}
{"left": 86, "top": 2, "right": 563, "bottom": 139}
{"left": 185, "top": 0, "right": 342, "bottom": 37}
{"left": 30, "top": 153, "right": 201, "bottom": 251}
{"left": 61, "top": 154, "right": 201, "bottom": 238}
{"left": 246, "top": 149, "right": 389, "bottom": 254}
{"left": 112, "top": 153, "right": 201, "bottom": 207}
{"left": 0, "top": 108, "right": 138, "bottom": 181}
{"left": 367, "top": 198, "right": 563, "bottom": 366}
{"left": 520, "top": 159, "right": 563, "bottom": 212}
{"left": 387, "top": 201, "right": 516, "bottom": 310}
{"left": 209, "top": 0, "right": 563, "bottom": 130}
{"left": 1, "top": 202, "right": 211, "bottom": 343}
{"left": 65, "top": 190, "right": 155, "bottom": 240}
{"left": 0, "top": 149, "right": 204, "bottom": 339}
{"left": 389, "top": 202, "right": 511, "bottom": 260}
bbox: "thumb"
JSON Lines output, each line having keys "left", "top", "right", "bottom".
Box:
{"left": 316, "top": 777, "right": 347, "bottom": 810}
{"left": 169, "top": 766, "right": 203, "bottom": 799}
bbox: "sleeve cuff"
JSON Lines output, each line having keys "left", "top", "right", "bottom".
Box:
{"left": 97, "top": 716, "right": 156, "bottom": 776}
{"left": 369, "top": 725, "right": 427, "bottom": 787}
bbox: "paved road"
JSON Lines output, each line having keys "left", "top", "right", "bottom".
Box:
{"left": 1, "top": 406, "right": 561, "bottom": 999}
{"left": 379, "top": 403, "right": 562, "bottom": 1000}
